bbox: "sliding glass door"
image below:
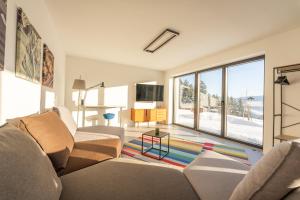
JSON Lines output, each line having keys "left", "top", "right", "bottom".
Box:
{"left": 174, "top": 73, "right": 195, "bottom": 128}
{"left": 198, "top": 69, "right": 223, "bottom": 135}
{"left": 173, "top": 56, "right": 264, "bottom": 147}
{"left": 226, "top": 59, "right": 264, "bottom": 145}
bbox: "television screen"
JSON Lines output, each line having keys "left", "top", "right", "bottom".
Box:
{"left": 136, "top": 84, "right": 164, "bottom": 101}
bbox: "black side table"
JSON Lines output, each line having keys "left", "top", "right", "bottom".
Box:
{"left": 141, "top": 130, "right": 170, "bottom": 160}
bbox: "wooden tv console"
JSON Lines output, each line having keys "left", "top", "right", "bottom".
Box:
{"left": 131, "top": 108, "right": 167, "bottom": 125}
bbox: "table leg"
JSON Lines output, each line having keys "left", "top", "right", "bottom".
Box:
{"left": 151, "top": 136, "right": 153, "bottom": 148}
{"left": 159, "top": 138, "right": 162, "bottom": 159}
{"left": 82, "top": 107, "right": 86, "bottom": 127}
{"left": 168, "top": 134, "right": 170, "bottom": 153}
{"left": 141, "top": 134, "right": 144, "bottom": 154}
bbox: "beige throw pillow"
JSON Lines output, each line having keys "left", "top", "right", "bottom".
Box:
{"left": 0, "top": 125, "right": 62, "bottom": 199}
{"left": 230, "top": 142, "right": 300, "bottom": 200}
{"left": 21, "top": 111, "right": 74, "bottom": 172}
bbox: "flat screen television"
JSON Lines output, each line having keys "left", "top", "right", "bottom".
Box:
{"left": 136, "top": 84, "right": 164, "bottom": 102}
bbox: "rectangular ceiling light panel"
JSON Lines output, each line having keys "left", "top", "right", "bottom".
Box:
{"left": 144, "top": 29, "right": 179, "bottom": 53}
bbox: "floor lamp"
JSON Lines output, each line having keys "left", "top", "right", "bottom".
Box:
{"left": 83, "top": 82, "right": 105, "bottom": 103}
{"left": 72, "top": 78, "right": 86, "bottom": 126}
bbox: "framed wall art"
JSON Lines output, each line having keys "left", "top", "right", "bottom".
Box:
{"left": 15, "top": 8, "right": 42, "bottom": 83}
{"left": 0, "top": 0, "right": 7, "bottom": 71}
{"left": 42, "top": 44, "right": 54, "bottom": 88}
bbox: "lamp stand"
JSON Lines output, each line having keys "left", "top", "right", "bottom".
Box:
{"left": 76, "top": 89, "right": 81, "bottom": 127}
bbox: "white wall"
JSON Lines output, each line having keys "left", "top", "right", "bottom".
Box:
{"left": 0, "top": 0, "right": 66, "bottom": 124}
{"left": 65, "top": 55, "right": 164, "bottom": 127}
{"left": 165, "top": 27, "right": 300, "bottom": 152}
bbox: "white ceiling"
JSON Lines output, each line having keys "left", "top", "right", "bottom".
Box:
{"left": 45, "top": 0, "right": 300, "bottom": 70}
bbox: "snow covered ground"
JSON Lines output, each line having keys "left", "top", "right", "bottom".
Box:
{"left": 175, "top": 109, "right": 263, "bottom": 145}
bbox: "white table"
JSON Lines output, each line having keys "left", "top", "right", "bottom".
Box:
{"left": 80, "top": 105, "right": 124, "bottom": 127}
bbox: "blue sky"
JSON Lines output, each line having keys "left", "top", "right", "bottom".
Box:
{"left": 179, "top": 59, "right": 264, "bottom": 98}
{"left": 227, "top": 60, "right": 264, "bottom": 98}
{"left": 200, "top": 68, "right": 222, "bottom": 96}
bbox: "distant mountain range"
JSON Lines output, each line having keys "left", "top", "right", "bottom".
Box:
{"left": 239, "top": 95, "right": 264, "bottom": 101}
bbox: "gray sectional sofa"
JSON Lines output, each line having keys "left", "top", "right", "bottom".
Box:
{"left": 1, "top": 107, "right": 300, "bottom": 199}
{"left": 0, "top": 124, "right": 247, "bottom": 200}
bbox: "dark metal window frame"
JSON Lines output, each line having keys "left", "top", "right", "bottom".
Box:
{"left": 172, "top": 55, "right": 265, "bottom": 149}
{"left": 173, "top": 72, "right": 197, "bottom": 129}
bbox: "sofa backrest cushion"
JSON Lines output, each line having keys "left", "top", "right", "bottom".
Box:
{"left": 6, "top": 112, "right": 39, "bottom": 134}
{"left": 21, "top": 111, "right": 74, "bottom": 172}
{"left": 0, "top": 125, "right": 62, "bottom": 200}
{"left": 230, "top": 142, "right": 300, "bottom": 200}
{"left": 54, "top": 106, "right": 77, "bottom": 136}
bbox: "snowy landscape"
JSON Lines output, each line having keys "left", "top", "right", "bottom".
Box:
{"left": 175, "top": 106, "right": 263, "bottom": 146}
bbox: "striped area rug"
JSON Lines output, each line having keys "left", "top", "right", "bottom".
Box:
{"left": 122, "top": 136, "right": 250, "bottom": 168}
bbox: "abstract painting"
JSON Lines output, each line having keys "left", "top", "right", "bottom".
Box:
{"left": 42, "top": 44, "right": 54, "bottom": 88}
{"left": 15, "top": 8, "right": 42, "bottom": 83}
{"left": 0, "top": 0, "right": 7, "bottom": 71}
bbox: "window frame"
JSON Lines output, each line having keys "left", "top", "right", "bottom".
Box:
{"left": 172, "top": 55, "right": 265, "bottom": 148}
{"left": 172, "top": 72, "right": 197, "bottom": 128}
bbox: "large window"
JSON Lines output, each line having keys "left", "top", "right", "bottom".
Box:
{"left": 174, "top": 74, "right": 195, "bottom": 128}
{"left": 226, "top": 59, "right": 264, "bottom": 145}
{"left": 104, "top": 85, "right": 128, "bottom": 126}
{"left": 198, "top": 69, "right": 223, "bottom": 135}
{"left": 173, "top": 56, "right": 264, "bottom": 147}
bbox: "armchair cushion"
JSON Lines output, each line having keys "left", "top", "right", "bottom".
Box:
{"left": 63, "top": 137, "right": 121, "bottom": 175}
{"left": 75, "top": 138, "right": 121, "bottom": 158}
{"left": 62, "top": 147, "right": 113, "bottom": 175}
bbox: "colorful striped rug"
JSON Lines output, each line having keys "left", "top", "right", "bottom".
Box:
{"left": 122, "top": 136, "right": 250, "bottom": 168}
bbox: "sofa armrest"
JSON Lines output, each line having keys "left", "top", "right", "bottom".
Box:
{"left": 77, "top": 125, "right": 124, "bottom": 145}
{"left": 183, "top": 150, "right": 250, "bottom": 200}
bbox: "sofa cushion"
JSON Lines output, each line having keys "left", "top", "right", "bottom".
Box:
{"left": 63, "top": 138, "right": 121, "bottom": 175}
{"left": 54, "top": 106, "right": 77, "bottom": 136}
{"left": 63, "top": 147, "right": 113, "bottom": 175}
{"left": 230, "top": 142, "right": 300, "bottom": 200}
{"left": 75, "top": 138, "right": 121, "bottom": 158}
{"left": 60, "top": 158, "right": 199, "bottom": 200}
{"left": 184, "top": 150, "right": 250, "bottom": 200}
{"left": 0, "top": 125, "right": 62, "bottom": 200}
{"left": 21, "top": 111, "right": 74, "bottom": 172}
